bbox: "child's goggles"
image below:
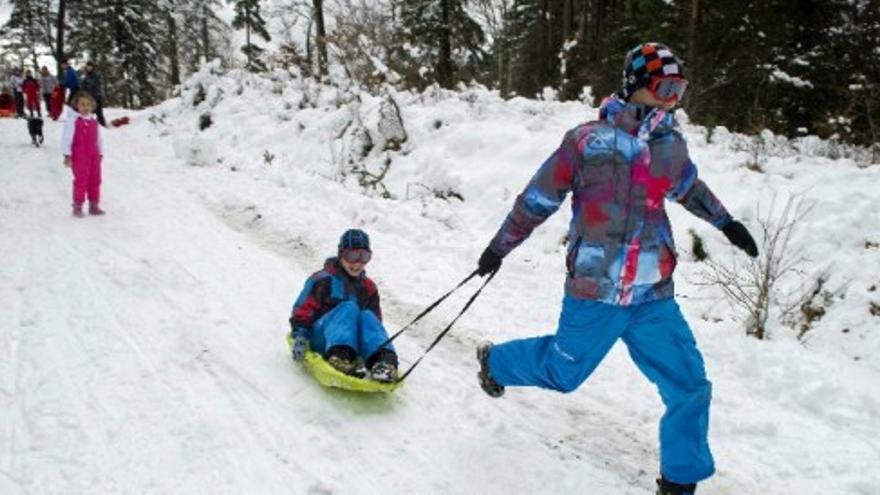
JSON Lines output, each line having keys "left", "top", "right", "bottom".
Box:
{"left": 647, "top": 76, "right": 688, "bottom": 103}
{"left": 341, "top": 249, "right": 372, "bottom": 264}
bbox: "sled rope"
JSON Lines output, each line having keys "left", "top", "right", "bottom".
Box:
{"left": 381, "top": 269, "right": 481, "bottom": 347}
{"left": 394, "top": 269, "right": 497, "bottom": 382}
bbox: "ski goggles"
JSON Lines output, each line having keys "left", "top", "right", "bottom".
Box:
{"left": 340, "top": 249, "right": 372, "bottom": 264}
{"left": 646, "top": 76, "right": 688, "bottom": 103}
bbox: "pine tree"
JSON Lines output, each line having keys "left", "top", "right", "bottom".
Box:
{"left": 178, "top": 0, "right": 231, "bottom": 73}
{"left": 231, "top": 0, "right": 271, "bottom": 72}
{"left": 393, "top": 0, "right": 485, "bottom": 89}
{"left": 68, "top": 0, "right": 162, "bottom": 107}
{"left": 3, "top": 0, "right": 55, "bottom": 69}
{"left": 817, "top": 0, "right": 880, "bottom": 147}
{"left": 158, "top": 0, "right": 230, "bottom": 87}
{"left": 161, "top": 0, "right": 182, "bottom": 86}
{"left": 495, "top": 0, "right": 545, "bottom": 97}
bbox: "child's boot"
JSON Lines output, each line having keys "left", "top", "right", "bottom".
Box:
{"left": 325, "top": 345, "right": 357, "bottom": 374}
{"left": 88, "top": 202, "right": 105, "bottom": 215}
{"left": 72, "top": 203, "right": 85, "bottom": 218}
{"left": 656, "top": 477, "right": 696, "bottom": 495}
{"left": 368, "top": 348, "right": 399, "bottom": 383}
{"left": 349, "top": 361, "right": 368, "bottom": 379}
{"left": 476, "top": 341, "right": 505, "bottom": 398}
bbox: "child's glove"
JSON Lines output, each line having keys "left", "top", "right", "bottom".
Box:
{"left": 722, "top": 220, "right": 759, "bottom": 258}
{"left": 291, "top": 327, "right": 309, "bottom": 362}
{"left": 477, "top": 246, "right": 502, "bottom": 276}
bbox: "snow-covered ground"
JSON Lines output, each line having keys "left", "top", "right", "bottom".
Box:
{"left": 1, "top": 68, "right": 879, "bottom": 494}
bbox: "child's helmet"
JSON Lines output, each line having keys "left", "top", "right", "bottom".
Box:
{"left": 619, "top": 42, "right": 684, "bottom": 101}
{"left": 338, "top": 229, "right": 371, "bottom": 252}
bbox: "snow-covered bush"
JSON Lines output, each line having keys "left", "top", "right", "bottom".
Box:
{"left": 723, "top": 126, "right": 878, "bottom": 167}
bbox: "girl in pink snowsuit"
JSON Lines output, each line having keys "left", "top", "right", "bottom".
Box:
{"left": 62, "top": 91, "right": 105, "bottom": 217}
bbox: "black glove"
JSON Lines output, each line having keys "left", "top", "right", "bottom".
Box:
{"left": 722, "top": 220, "right": 759, "bottom": 258}
{"left": 477, "top": 246, "right": 503, "bottom": 276}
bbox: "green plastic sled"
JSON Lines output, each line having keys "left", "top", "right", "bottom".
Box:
{"left": 286, "top": 334, "right": 403, "bottom": 393}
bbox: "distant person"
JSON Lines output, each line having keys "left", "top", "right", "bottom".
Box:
{"left": 473, "top": 43, "right": 758, "bottom": 495}
{"left": 62, "top": 91, "right": 105, "bottom": 218}
{"left": 8, "top": 68, "right": 25, "bottom": 118}
{"left": 39, "top": 66, "right": 58, "bottom": 115}
{"left": 289, "top": 229, "right": 399, "bottom": 382}
{"left": 0, "top": 86, "right": 16, "bottom": 117}
{"left": 61, "top": 60, "right": 80, "bottom": 104}
{"left": 81, "top": 61, "right": 106, "bottom": 127}
{"left": 21, "top": 70, "right": 41, "bottom": 118}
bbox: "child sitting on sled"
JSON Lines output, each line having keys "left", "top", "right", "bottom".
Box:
{"left": 289, "top": 229, "right": 399, "bottom": 382}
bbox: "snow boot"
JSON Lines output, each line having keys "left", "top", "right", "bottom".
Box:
{"left": 349, "top": 361, "right": 368, "bottom": 379}
{"left": 476, "top": 341, "right": 505, "bottom": 398}
{"left": 88, "top": 202, "right": 105, "bottom": 215}
{"left": 72, "top": 203, "right": 85, "bottom": 218}
{"left": 370, "top": 362, "right": 397, "bottom": 383}
{"left": 368, "top": 348, "right": 399, "bottom": 383}
{"left": 325, "top": 345, "right": 357, "bottom": 375}
{"left": 656, "top": 477, "right": 696, "bottom": 495}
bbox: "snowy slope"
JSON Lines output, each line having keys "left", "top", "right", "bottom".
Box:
{"left": 1, "top": 68, "right": 879, "bottom": 495}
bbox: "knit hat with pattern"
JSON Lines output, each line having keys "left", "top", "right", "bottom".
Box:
{"left": 619, "top": 42, "right": 684, "bottom": 101}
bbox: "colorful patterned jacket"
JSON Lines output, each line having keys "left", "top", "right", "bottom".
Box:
{"left": 289, "top": 257, "right": 382, "bottom": 334}
{"left": 489, "top": 96, "right": 732, "bottom": 306}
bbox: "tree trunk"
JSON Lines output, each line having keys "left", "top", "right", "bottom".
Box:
{"left": 168, "top": 9, "right": 181, "bottom": 85}
{"left": 201, "top": 4, "right": 211, "bottom": 64}
{"left": 562, "top": 0, "right": 572, "bottom": 41}
{"left": 437, "top": 0, "right": 453, "bottom": 88}
{"left": 304, "top": 15, "right": 313, "bottom": 72}
{"left": 313, "top": 0, "right": 327, "bottom": 77}
{"left": 504, "top": 0, "right": 519, "bottom": 95}
{"left": 684, "top": 0, "right": 700, "bottom": 114}
{"left": 496, "top": 0, "right": 508, "bottom": 91}
{"left": 687, "top": 0, "right": 699, "bottom": 74}
{"left": 542, "top": 0, "right": 551, "bottom": 77}
{"left": 245, "top": 2, "right": 252, "bottom": 68}
{"left": 55, "top": 0, "right": 65, "bottom": 75}
{"left": 582, "top": 0, "right": 593, "bottom": 61}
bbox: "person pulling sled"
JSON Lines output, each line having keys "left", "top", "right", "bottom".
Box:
{"left": 473, "top": 43, "right": 759, "bottom": 495}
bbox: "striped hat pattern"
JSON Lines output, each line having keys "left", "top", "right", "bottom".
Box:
{"left": 619, "top": 43, "right": 684, "bottom": 101}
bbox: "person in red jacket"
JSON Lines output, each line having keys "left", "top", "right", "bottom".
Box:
{"left": 21, "top": 70, "right": 41, "bottom": 118}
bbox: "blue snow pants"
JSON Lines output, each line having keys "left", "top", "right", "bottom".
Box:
{"left": 310, "top": 301, "right": 394, "bottom": 360}
{"left": 488, "top": 296, "right": 714, "bottom": 484}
